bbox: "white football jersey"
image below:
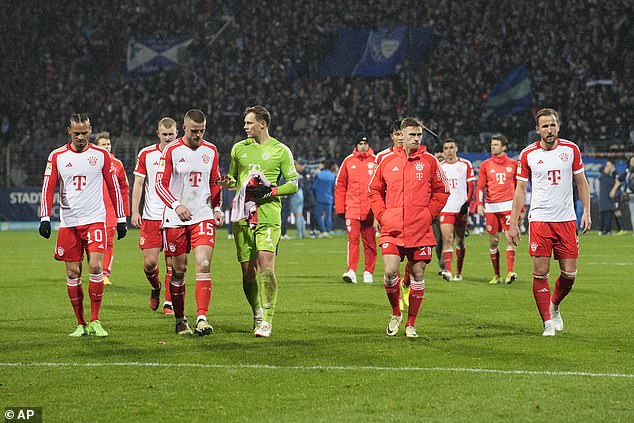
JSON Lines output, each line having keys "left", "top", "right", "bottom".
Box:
{"left": 41, "top": 144, "right": 124, "bottom": 227}
{"left": 517, "top": 139, "right": 583, "bottom": 222}
{"left": 156, "top": 138, "right": 222, "bottom": 228}
{"left": 440, "top": 158, "right": 475, "bottom": 213}
{"left": 134, "top": 144, "right": 166, "bottom": 220}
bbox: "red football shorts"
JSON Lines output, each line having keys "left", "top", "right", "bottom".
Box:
{"left": 485, "top": 211, "right": 512, "bottom": 234}
{"left": 528, "top": 221, "right": 578, "bottom": 259}
{"left": 55, "top": 222, "right": 108, "bottom": 262}
{"left": 380, "top": 242, "right": 433, "bottom": 263}
{"left": 139, "top": 219, "right": 163, "bottom": 250}
{"left": 105, "top": 226, "right": 115, "bottom": 249}
{"left": 163, "top": 219, "right": 217, "bottom": 257}
{"left": 439, "top": 212, "right": 467, "bottom": 228}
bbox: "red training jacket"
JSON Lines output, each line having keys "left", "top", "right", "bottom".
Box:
{"left": 369, "top": 145, "right": 449, "bottom": 247}
{"left": 335, "top": 147, "right": 376, "bottom": 220}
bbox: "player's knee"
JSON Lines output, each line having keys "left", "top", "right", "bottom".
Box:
{"left": 383, "top": 273, "right": 399, "bottom": 287}
{"left": 561, "top": 270, "right": 576, "bottom": 281}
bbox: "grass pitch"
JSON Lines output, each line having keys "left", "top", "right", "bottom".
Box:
{"left": 0, "top": 229, "right": 632, "bottom": 422}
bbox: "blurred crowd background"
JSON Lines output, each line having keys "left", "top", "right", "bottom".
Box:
{"left": 0, "top": 0, "right": 632, "bottom": 187}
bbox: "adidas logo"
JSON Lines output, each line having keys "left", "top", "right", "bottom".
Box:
{"left": 537, "top": 160, "right": 544, "bottom": 164}
{"left": 97, "top": 244, "right": 104, "bottom": 249}
{"left": 392, "top": 166, "right": 399, "bottom": 172}
{"left": 241, "top": 154, "right": 247, "bottom": 158}
{"left": 153, "top": 161, "right": 159, "bottom": 166}
{"left": 537, "top": 287, "right": 548, "bottom": 293}
{"left": 179, "top": 158, "right": 186, "bottom": 163}
{"left": 490, "top": 169, "right": 495, "bottom": 173}
{"left": 351, "top": 165, "right": 357, "bottom": 169}
{"left": 66, "top": 162, "right": 73, "bottom": 167}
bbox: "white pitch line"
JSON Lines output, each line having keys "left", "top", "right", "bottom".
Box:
{"left": 0, "top": 362, "right": 631, "bottom": 379}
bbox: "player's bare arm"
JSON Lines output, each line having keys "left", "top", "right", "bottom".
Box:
{"left": 508, "top": 180, "right": 527, "bottom": 246}
{"left": 131, "top": 174, "right": 145, "bottom": 228}
{"left": 574, "top": 171, "right": 592, "bottom": 233}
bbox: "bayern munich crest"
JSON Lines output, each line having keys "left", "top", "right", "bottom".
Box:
{"left": 530, "top": 242, "right": 538, "bottom": 252}
{"left": 262, "top": 151, "right": 270, "bottom": 160}
{"left": 169, "top": 243, "right": 176, "bottom": 252}
{"left": 57, "top": 246, "right": 65, "bottom": 256}
{"left": 88, "top": 156, "right": 98, "bottom": 166}
{"left": 202, "top": 154, "right": 210, "bottom": 164}
{"left": 139, "top": 236, "right": 145, "bottom": 246}
{"left": 415, "top": 162, "right": 424, "bottom": 171}
{"left": 559, "top": 153, "right": 569, "bottom": 162}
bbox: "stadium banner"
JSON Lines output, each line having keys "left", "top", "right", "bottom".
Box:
{"left": 125, "top": 36, "right": 193, "bottom": 76}
{"left": 0, "top": 187, "right": 59, "bottom": 222}
{"left": 316, "top": 26, "right": 432, "bottom": 77}
{"left": 481, "top": 64, "right": 533, "bottom": 121}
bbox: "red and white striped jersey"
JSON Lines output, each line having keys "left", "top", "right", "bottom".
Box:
{"left": 517, "top": 139, "right": 584, "bottom": 222}
{"left": 440, "top": 158, "right": 475, "bottom": 213}
{"left": 476, "top": 154, "right": 517, "bottom": 213}
{"left": 104, "top": 155, "right": 130, "bottom": 227}
{"left": 156, "top": 138, "right": 222, "bottom": 228}
{"left": 40, "top": 143, "right": 125, "bottom": 227}
{"left": 134, "top": 144, "right": 166, "bottom": 220}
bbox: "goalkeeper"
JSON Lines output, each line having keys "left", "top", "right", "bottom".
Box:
{"left": 219, "top": 106, "right": 297, "bottom": 338}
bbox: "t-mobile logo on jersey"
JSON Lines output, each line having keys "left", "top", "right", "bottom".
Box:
{"left": 547, "top": 169, "right": 562, "bottom": 185}
{"left": 189, "top": 171, "right": 203, "bottom": 187}
{"left": 72, "top": 175, "right": 87, "bottom": 190}
{"left": 495, "top": 173, "right": 506, "bottom": 184}
{"left": 447, "top": 178, "right": 458, "bottom": 188}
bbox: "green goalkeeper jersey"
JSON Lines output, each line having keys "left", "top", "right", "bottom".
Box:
{"left": 228, "top": 136, "right": 298, "bottom": 225}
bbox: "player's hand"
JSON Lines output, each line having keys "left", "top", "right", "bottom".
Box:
{"left": 214, "top": 210, "right": 225, "bottom": 226}
{"left": 336, "top": 213, "right": 345, "bottom": 220}
{"left": 131, "top": 211, "right": 142, "bottom": 228}
{"left": 459, "top": 202, "right": 469, "bottom": 215}
{"left": 39, "top": 221, "right": 51, "bottom": 239}
{"left": 580, "top": 211, "right": 592, "bottom": 234}
{"left": 476, "top": 205, "right": 485, "bottom": 217}
{"left": 246, "top": 184, "right": 276, "bottom": 199}
{"left": 116, "top": 222, "right": 127, "bottom": 240}
{"left": 508, "top": 224, "right": 521, "bottom": 246}
{"left": 175, "top": 204, "right": 192, "bottom": 222}
{"left": 217, "top": 175, "right": 236, "bottom": 188}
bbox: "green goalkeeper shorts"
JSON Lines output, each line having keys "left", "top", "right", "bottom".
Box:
{"left": 232, "top": 222, "right": 281, "bottom": 262}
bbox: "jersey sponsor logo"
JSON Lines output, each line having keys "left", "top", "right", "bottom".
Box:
{"left": 65, "top": 162, "right": 73, "bottom": 168}
{"left": 73, "top": 175, "right": 87, "bottom": 191}
{"left": 559, "top": 153, "right": 569, "bottom": 162}
{"left": 202, "top": 154, "right": 210, "bottom": 164}
{"left": 57, "top": 246, "right": 65, "bottom": 256}
{"left": 262, "top": 151, "right": 271, "bottom": 160}
{"left": 495, "top": 173, "right": 506, "bottom": 184}
{"left": 88, "top": 156, "right": 98, "bottom": 166}
{"left": 189, "top": 171, "right": 203, "bottom": 187}
{"left": 414, "top": 162, "right": 424, "bottom": 171}
{"left": 530, "top": 242, "right": 538, "bottom": 252}
{"left": 447, "top": 178, "right": 458, "bottom": 188}
{"left": 547, "top": 169, "right": 562, "bottom": 185}
{"left": 415, "top": 172, "right": 424, "bottom": 180}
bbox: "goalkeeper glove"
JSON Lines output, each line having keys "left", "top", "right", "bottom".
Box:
{"left": 246, "top": 184, "right": 277, "bottom": 199}
{"left": 39, "top": 221, "right": 51, "bottom": 239}
{"left": 116, "top": 222, "right": 128, "bottom": 240}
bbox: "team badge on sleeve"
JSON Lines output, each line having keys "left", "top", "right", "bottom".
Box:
{"left": 44, "top": 162, "right": 53, "bottom": 176}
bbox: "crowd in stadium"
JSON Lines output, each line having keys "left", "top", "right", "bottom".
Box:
{"left": 1, "top": 0, "right": 632, "bottom": 164}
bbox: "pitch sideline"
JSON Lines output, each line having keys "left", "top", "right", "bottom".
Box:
{"left": 0, "top": 362, "right": 631, "bottom": 378}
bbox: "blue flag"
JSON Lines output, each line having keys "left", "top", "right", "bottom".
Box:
{"left": 481, "top": 64, "right": 533, "bottom": 120}
{"left": 317, "top": 26, "right": 432, "bottom": 77}
{"left": 125, "top": 36, "right": 193, "bottom": 77}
